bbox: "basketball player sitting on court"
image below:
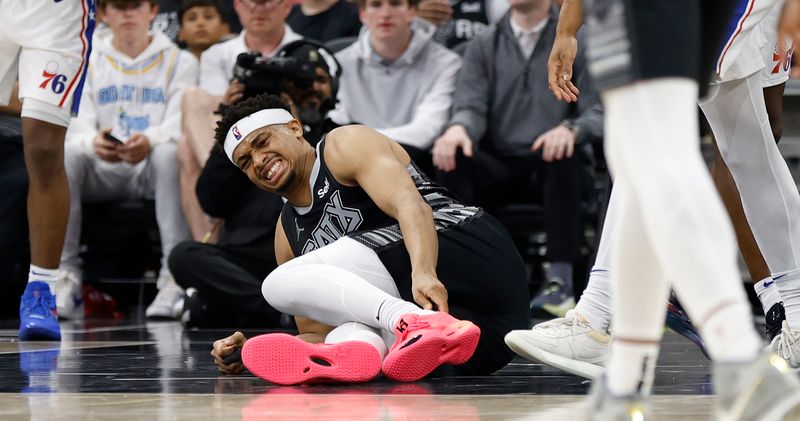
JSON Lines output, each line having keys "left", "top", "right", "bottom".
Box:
{"left": 209, "top": 94, "right": 530, "bottom": 384}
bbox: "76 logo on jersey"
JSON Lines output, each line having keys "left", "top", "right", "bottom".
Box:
{"left": 39, "top": 70, "right": 68, "bottom": 94}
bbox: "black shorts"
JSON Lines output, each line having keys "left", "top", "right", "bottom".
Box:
{"left": 584, "top": 0, "right": 737, "bottom": 97}
{"left": 376, "top": 211, "right": 531, "bottom": 375}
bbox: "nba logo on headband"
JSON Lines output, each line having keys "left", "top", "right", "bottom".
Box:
{"left": 233, "top": 126, "right": 242, "bottom": 141}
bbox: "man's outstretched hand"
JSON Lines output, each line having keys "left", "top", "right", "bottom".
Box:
{"left": 547, "top": 35, "right": 580, "bottom": 103}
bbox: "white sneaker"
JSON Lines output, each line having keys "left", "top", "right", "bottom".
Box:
{"left": 714, "top": 352, "right": 800, "bottom": 421}
{"left": 504, "top": 310, "right": 609, "bottom": 379}
{"left": 586, "top": 376, "right": 650, "bottom": 421}
{"left": 145, "top": 273, "right": 184, "bottom": 319}
{"left": 768, "top": 321, "right": 800, "bottom": 368}
{"left": 55, "top": 268, "right": 83, "bottom": 320}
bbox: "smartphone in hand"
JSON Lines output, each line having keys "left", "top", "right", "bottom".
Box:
{"left": 103, "top": 132, "right": 124, "bottom": 145}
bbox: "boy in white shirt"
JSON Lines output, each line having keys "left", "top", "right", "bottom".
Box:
{"left": 61, "top": 0, "right": 198, "bottom": 320}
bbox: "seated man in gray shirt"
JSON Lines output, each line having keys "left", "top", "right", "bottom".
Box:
{"left": 432, "top": 0, "right": 603, "bottom": 317}
{"left": 330, "top": 0, "right": 461, "bottom": 175}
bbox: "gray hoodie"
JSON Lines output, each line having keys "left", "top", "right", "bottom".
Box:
{"left": 331, "top": 20, "right": 462, "bottom": 150}
{"left": 449, "top": 7, "right": 603, "bottom": 156}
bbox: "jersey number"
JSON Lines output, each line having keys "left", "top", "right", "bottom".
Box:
{"left": 39, "top": 71, "right": 67, "bottom": 94}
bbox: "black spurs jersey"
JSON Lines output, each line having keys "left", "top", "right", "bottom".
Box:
{"left": 281, "top": 139, "right": 481, "bottom": 256}
{"left": 433, "top": 0, "right": 490, "bottom": 48}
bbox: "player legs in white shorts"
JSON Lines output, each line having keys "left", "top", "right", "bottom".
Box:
{"left": 1, "top": 0, "right": 95, "bottom": 340}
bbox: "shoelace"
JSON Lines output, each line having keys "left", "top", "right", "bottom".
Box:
{"left": 778, "top": 325, "right": 800, "bottom": 359}
{"left": 539, "top": 313, "right": 585, "bottom": 339}
{"left": 25, "top": 295, "right": 52, "bottom": 317}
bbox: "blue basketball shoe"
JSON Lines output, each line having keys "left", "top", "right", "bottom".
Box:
{"left": 19, "top": 281, "right": 61, "bottom": 341}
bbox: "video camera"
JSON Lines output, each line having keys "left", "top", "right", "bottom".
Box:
{"left": 232, "top": 52, "right": 318, "bottom": 101}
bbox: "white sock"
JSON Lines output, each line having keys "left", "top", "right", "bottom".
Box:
{"left": 754, "top": 277, "right": 782, "bottom": 314}
{"left": 574, "top": 268, "right": 612, "bottom": 331}
{"left": 607, "top": 341, "right": 659, "bottom": 396}
{"left": 375, "top": 299, "right": 434, "bottom": 333}
{"left": 325, "top": 322, "right": 389, "bottom": 359}
{"left": 574, "top": 182, "right": 619, "bottom": 331}
{"left": 775, "top": 270, "right": 800, "bottom": 329}
{"left": 28, "top": 265, "right": 58, "bottom": 292}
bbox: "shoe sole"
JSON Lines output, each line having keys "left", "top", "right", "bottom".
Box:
{"left": 19, "top": 325, "right": 61, "bottom": 341}
{"left": 504, "top": 331, "right": 603, "bottom": 380}
{"left": 382, "top": 320, "right": 480, "bottom": 382}
{"left": 242, "top": 333, "right": 381, "bottom": 385}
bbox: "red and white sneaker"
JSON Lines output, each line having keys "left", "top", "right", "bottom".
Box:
{"left": 382, "top": 312, "right": 481, "bottom": 382}
{"left": 242, "top": 333, "right": 381, "bottom": 385}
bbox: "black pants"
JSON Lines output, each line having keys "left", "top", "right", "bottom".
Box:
{"left": 436, "top": 150, "right": 585, "bottom": 262}
{"left": 378, "top": 212, "right": 531, "bottom": 375}
{"left": 0, "top": 138, "right": 29, "bottom": 318}
{"left": 168, "top": 241, "right": 282, "bottom": 327}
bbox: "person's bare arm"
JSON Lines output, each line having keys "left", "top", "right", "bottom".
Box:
{"left": 780, "top": 0, "right": 800, "bottom": 45}
{"left": 547, "top": 0, "right": 584, "bottom": 102}
{"left": 324, "top": 125, "right": 448, "bottom": 312}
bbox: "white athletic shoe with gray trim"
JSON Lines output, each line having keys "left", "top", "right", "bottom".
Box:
{"left": 714, "top": 352, "right": 800, "bottom": 421}
{"left": 768, "top": 321, "right": 800, "bottom": 368}
{"left": 55, "top": 268, "right": 83, "bottom": 320}
{"left": 145, "top": 273, "right": 184, "bottom": 319}
{"left": 585, "top": 375, "right": 650, "bottom": 421}
{"left": 504, "top": 310, "right": 609, "bottom": 379}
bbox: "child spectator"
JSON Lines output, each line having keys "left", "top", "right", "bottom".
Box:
{"left": 60, "top": 0, "right": 198, "bottom": 320}
{"left": 178, "top": 0, "right": 230, "bottom": 58}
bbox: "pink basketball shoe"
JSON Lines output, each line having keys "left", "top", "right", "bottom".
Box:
{"left": 242, "top": 333, "right": 381, "bottom": 385}
{"left": 382, "top": 312, "right": 481, "bottom": 382}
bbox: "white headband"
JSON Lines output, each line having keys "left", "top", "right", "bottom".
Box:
{"left": 224, "top": 108, "right": 294, "bottom": 163}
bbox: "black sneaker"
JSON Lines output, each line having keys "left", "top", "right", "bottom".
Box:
{"left": 180, "top": 288, "right": 211, "bottom": 328}
{"left": 765, "top": 302, "right": 786, "bottom": 341}
{"left": 530, "top": 278, "right": 575, "bottom": 318}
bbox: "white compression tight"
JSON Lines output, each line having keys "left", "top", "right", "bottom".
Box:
{"left": 262, "top": 237, "right": 426, "bottom": 358}
{"left": 602, "top": 78, "right": 761, "bottom": 395}
{"left": 700, "top": 72, "right": 800, "bottom": 327}
{"left": 699, "top": 71, "right": 800, "bottom": 275}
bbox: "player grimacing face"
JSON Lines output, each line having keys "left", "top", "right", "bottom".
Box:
{"left": 232, "top": 122, "right": 306, "bottom": 194}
